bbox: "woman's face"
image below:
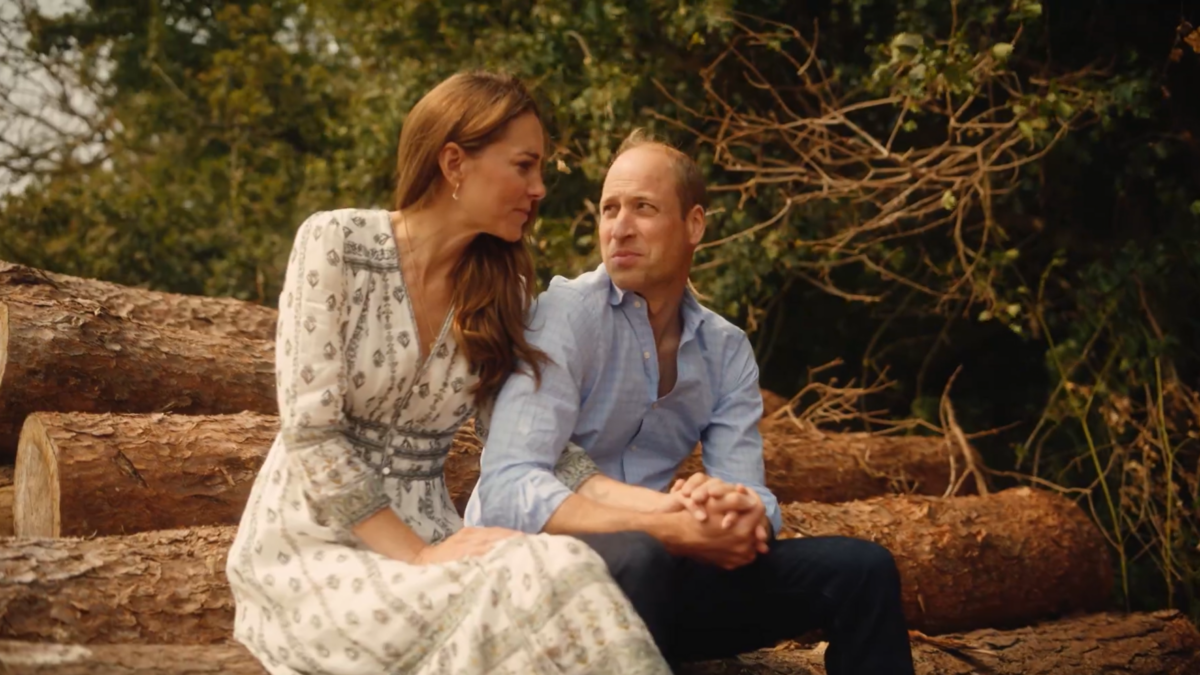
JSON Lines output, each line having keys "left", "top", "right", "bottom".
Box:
{"left": 456, "top": 112, "right": 547, "bottom": 243}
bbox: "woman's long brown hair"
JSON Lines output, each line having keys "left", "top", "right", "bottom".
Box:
{"left": 392, "top": 71, "right": 548, "bottom": 405}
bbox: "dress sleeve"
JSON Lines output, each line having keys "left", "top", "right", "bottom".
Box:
{"left": 276, "top": 211, "right": 390, "bottom": 534}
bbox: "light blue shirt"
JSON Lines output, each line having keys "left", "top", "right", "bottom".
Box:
{"left": 463, "top": 264, "right": 782, "bottom": 535}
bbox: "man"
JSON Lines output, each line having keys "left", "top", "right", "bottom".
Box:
{"left": 464, "top": 130, "right": 915, "bottom": 674}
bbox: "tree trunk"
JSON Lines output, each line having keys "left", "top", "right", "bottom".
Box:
{"left": 0, "top": 296, "right": 276, "bottom": 460}
{"left": 781, "top": 487, "right": 1113, "bottom": 634}
{"left": 0, "top": 527, "right": 235, "bottom": 644}
{"left": 13, "top": 412, "right": 278, "bottom": 538}
{"left": 675, "top": 419, "right": 971, "bottom": 503}
{"left": 0, "top": 262, "right": 276, "bottom": 341}
{"left": 2, "top": 611, "right": 1196, "bottom": 675}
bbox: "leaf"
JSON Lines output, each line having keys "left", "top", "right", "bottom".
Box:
{"left": 941, "top": 190, "right": 957, "bottom": 210}
{"left": 1182, "top": 21, "right": 1200, "bottom": 53}
{"left": 992, "top": 43, "right": 1014, "bottom": 59}
{"left": 891, "top": 33, "right": 923, "bottom": 51}
{"left": 1190, "top": 200, "right": 1200, "bottom": 217}
{"left": 978, "top": 310, "right": 994, "bottom": 322}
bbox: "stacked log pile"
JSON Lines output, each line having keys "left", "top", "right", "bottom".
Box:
{"left": 2, "top": 262, "right": 1196, "bottom": 675}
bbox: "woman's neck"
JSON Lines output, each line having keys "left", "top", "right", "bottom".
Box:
{"left": 391, "top": 200, "right": 476, "bottom": 285}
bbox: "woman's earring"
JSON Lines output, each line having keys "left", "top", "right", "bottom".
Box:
{"left": 452, "top": 182, "right": 460, "bottom": 201}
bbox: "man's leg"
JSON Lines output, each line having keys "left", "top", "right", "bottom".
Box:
{"left": 573, "top": 531, "right": 679, "bottom": 655}
{"left": 671, "top": 536, "right": 915, "bottom": 675}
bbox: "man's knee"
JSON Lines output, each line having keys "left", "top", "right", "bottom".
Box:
{"left": 771, "top": 536, "right": 901, "bottom": 594}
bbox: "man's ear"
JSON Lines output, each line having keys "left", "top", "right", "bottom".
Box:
{"left": 437, "top": 142, "right": 468, "bottom": 188}
{"left": 685, "top": 204, "right": 707, "bottom": 247}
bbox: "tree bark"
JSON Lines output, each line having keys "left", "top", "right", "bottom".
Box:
{"left": 0, "top": 261, "right": 276, "bottom": 341}
{"left": 0, "top": 487, "right": 11, "bottom": 537}
{"left": 13, "top": 412, "right": 278, "bottom": 537}
{"left": 0, "top": 527, "right": 235, "bottom": 644}
{"left": 0, "top": 296, "right": 276, "bottom": 460}
{"left": 0, "top": 489, "right": 1112, "bottom": 644}
{"left": 685, "top": 610, "right": 1200, "bottom": 675}
{"left": 0, "top": 465, "right": 11, "bottom": 535}
{"left": 11, "top": 411, "right": 487, "bottom": 537}
{"left": 675, "top": 419, "right": 971, "bottom": 503}
{"left": 781, "top": 487, "right": 1113, "bottom": 634}
{"left": 2, "top": 611, "right": 1196, "bottom": 675}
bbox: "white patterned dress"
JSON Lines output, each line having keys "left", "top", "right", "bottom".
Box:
{"left": 226, "top": 209, "right": 669, "bottom": 675}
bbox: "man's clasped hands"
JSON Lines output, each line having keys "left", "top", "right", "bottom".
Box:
{"left": 659, "top": 473, "right": 772, "bottom": 570}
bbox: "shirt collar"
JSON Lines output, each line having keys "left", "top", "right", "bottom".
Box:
{"left": 597, "top": 263, "right": 707, "bottom": 341}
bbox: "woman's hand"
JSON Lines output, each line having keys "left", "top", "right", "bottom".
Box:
{"left": 410, "top": 527, "right": 521, "bottom": 565}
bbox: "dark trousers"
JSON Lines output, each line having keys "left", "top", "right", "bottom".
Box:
{"left": 575, "top": 532, "right": 915, "bottom": 675}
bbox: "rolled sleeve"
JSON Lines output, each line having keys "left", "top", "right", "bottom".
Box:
{"left": 473, "top": 287, "right": 599, "bottom": 533}
{"left": 277, "top": 211, "right": 389, "bottom": 533}
{"left": 699, "top": 335, "right": 783, "bottom": 534}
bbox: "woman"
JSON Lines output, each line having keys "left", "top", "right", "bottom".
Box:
{"left": 226, "top": 71, "right": 670, "bottom": 675}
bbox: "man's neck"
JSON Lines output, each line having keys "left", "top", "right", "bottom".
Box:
{"left": 641, "top": 281, "right": 688, "bottom": 348}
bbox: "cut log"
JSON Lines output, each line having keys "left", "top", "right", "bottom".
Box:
{"left": 3, "top": 611, "right": 1197, "bottom": 674}
{"left": 0, "top": 491, "right": 1110, "bottom": 644}
{"left": 781, "top": 487, "right": 1113, "bottom": 634}
{"left": 0, "top": 261, "right": 276, "bottom": 341}
{"left": 0, "top": 296, "right": 276, "bottom": 460}
{"left": 0, "top": 527, "right": 235, "bottom": 644}
{"left": 0, "top": 466, "right": 11, "bottom": 536}
{"left": 14, "top": 412, "right": 278, "bottom": 537}
{"left": 11, "top": 411, "right": 490, "bottom": 537}
{"left": 0, "top": 487, "right": 11, "bottom": 537}
{"left": 445, "top": 424, "right": 484, "bottom": 515}
{"left": 675, "top": 419, "right": 970, "bottom": 503}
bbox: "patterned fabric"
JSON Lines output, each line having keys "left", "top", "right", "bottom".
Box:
{"left": 465, "top": 264, "right": 782, "bottom": 535}
{"left": 227, "top": 209, "right": 670, "bottom": 675}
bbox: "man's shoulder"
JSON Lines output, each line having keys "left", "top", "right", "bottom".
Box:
{"left": 694, "top": 300, "right": 751, "bottom": 352}
{"left": 534, "top": 267, "right": 610, "bottom": 320}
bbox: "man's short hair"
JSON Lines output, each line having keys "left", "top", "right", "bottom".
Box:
{"left": 613, "top": 129, "right": 708, "bottom": 218}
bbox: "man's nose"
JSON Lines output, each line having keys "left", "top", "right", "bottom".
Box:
{"left": 610, "top": 208, "right": 636, "bottom": 239}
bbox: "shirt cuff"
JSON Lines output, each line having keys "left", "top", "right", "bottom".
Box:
{"left": 554, "top": 442, "right": 602, "bottom": 491}
{"left": 308, "top": 475, "right": 392, "bottom": 533}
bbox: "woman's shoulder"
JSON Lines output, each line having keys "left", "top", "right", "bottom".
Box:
{"left": 296, "top": 208, "right": 388, "bottom": 238}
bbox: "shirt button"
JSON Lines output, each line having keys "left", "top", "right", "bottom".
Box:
{"left": 629, "top": 445, "right": 637, "bottom": 452}
{"left": 382, "top": 467, "right": 392, "bottom": 476}
{"left": 651, "top": 402, "right": 658, "bottom": 409}
{"left": 634, "top": 300, "right": 642, "bottom": 309}
{"left": 643, "top": 351, "right": 651, "bottom": 360}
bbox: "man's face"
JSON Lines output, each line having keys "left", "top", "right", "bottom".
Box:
{"left": 598, "top": 146, "right": 702, "bottom": 297}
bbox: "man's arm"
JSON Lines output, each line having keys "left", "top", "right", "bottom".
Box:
{"left": 472, "top": 286, "right": 601, "bottom": 533}
{"left": 698, "top": 333, "right": 783, "bottom": 536}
